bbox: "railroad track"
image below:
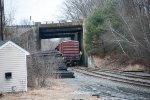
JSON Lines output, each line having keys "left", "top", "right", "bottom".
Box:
{"left": 70, "top": 68, "right": 150, "bottom": 88}
{"left": 93, "top": 70, "right": 150, "bottom": 80}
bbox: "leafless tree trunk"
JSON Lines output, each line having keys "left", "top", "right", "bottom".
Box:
{"left": 62, "top": 0, "right": 112, "bottom": 20}
{"left": 110, "top": 0, "right": 150, "bottom": 58}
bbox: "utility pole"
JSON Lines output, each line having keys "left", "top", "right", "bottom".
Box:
{"left": 0, "top": 0, "right": 4, "bottom": 40}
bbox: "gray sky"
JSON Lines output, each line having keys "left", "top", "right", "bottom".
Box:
{"left": 4, "top": 0, "right": 64, "bottom": 24}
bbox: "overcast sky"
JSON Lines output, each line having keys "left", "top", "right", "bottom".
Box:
{"left": 4, "top": 0, "right": 64, "bottom": 24}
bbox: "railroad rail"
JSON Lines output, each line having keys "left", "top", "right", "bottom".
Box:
{"left": 93, "top": 70, "right": 150, "bottom": 80}
{"left": 70, "top": 67, "right": 150, "bottom": 88}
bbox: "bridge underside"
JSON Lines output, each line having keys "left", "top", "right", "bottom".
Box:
{"left": 39, "top": 23, "right": 83, "bottom": 50}
{"left": 39, "top": 26, "right": 82, "bottom": 40}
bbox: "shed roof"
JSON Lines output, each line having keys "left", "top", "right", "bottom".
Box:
{"left": 0, "top": 41, "right": 30, "bottom": 55}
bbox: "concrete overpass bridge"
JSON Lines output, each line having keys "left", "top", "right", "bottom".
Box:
{"left": 35, "top": 20, "right": 85, "bottom": 65}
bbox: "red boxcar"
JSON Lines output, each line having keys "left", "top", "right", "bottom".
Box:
{"left": 56, "top": 40, "right": 80, "bottom": 66}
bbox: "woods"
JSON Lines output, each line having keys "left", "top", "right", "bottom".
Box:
{"left": 3, "top": 0, "right": 150, "bottom": 69}
{"left": 62, "top": 0, "right": 150, "bottom": 69}
{"left": 63, "top": 0, "right": 150, "bottom": 60}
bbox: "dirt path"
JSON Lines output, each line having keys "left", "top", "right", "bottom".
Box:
{"left": 0, "top": 80, "right": 100, "bottom": 100}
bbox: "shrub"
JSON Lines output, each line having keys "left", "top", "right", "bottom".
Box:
{"left": 85, "top": 2, "right": 123, "bottom": 55}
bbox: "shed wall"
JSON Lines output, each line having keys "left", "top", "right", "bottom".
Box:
{"left": 0, "top": 43, "right": 27, "bottom": 92}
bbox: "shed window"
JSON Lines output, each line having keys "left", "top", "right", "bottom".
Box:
{"left": 5, "top": 72, "right": 12, "bottom": 79}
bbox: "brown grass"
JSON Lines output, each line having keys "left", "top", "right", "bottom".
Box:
{"left": 124, "top": 64, "right": 146, "bottom": 71}
{"left": 93, "top": 55, "right": 106, "bottom": 68}
{"left": 92, "top": 53, "right": 150, "bottom": 71}
{"left": 0, "top": 80, "right": 100, "bottom": 100}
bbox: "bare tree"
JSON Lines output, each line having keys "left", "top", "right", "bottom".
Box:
{"left": 107, "top": 0, "right": 150, "bottom": 59}
{"left": 27, "top": 51, "right": 62, "bottom": 87}
{"left": 4, "top": 9, "right": 16, "bottom": 26}
{"left": 62, "top": 0, "right": 112, "bottom": 20}
{"left": 20, "top": 18, "right": 31, "bottom": 25}
{"left": 3, "top": 7, "right": 16, "bottom": 40}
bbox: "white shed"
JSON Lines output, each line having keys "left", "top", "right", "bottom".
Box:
{"left": 0, "top": 41, "right": 29, "bottom": 93}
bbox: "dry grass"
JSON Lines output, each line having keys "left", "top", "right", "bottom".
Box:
{"left": 92, "top": 54, "right": 150, "bottom": 71}
{"left": 0, "top": 80, "right": 100, "bottom": 100}
{"left": 93, "top": 56, "right": 105, "bottom": 68}
{"left": 124, "top": 64, "right": 146, "bottom": 71}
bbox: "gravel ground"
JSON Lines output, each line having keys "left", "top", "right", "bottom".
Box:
{"left": 61, "top": 70, "right": 150, "bottom": 100}
{"left": 1, "top": 70, "right": 150, "bottom": 100}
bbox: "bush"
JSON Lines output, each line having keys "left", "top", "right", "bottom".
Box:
{"left": 85, "top": 2, "right": 123, "bottom": 55}
{"left": 27, "top": 52, "right": 61, "bottom": 88}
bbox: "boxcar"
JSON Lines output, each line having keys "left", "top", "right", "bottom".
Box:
{"left": 55, "top": 40, "right": 80, "bottom": 66}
